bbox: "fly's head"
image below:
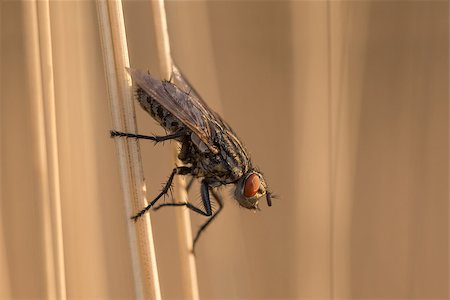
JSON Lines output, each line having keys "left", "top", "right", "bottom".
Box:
{"left": 234, "top": 170, "right": 273, "bottom": 210}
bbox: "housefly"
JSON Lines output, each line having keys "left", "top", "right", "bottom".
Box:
{"left": 111, "top": 66, "right": 273, "bottom": 252}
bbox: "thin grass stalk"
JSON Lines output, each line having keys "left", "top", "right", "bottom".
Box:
{"left": 96, "top": 1, "right": 161, "bottom": 299}
{"left": 25, "top": 2, "right": 56, "bottom": 298}
{"left": 151, "top": 1, "right": 200, "bottom": 299}
{"left": 35, "top": 0, "right": 67, "bottom": 298}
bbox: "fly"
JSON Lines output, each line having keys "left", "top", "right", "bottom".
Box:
{"left": 111, "top": 66, "right": 274, "bottom": 252}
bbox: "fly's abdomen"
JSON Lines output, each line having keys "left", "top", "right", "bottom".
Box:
{"left": 136, "top": 87, "right": 185, "bottom": 133}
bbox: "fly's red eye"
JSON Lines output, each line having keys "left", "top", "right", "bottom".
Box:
{"left": 244, "top": 173, "right": 260, "bottom": 197}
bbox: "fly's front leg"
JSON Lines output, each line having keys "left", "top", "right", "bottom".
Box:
{"left": 131, "top": 166, "right": 191, "bottom": 221}
{"left": 110, "top": 128, "right": 186, "bottom": 144}
{"left": 152, "top": 180, "right": 212, "bottom": 217}
{"left": 186, "top": 177, "right": 195, "bottom": 192}
{"left": 192, "top": 188, "right": 223, "bottom": 251}
{"left": 152, "top": 180, "right": 223, "bottom": 253}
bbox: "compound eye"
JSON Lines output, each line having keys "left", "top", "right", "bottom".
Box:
{"left": 244, "top": 173, "right": 260, "bottom": 197}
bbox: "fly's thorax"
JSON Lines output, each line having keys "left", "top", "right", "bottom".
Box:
{"left": 180, "top": 130, "right": 248, "bottom": 185}
{"left": 213, "top": 126, "right": 250, "bottom": 182}
{"left": 234, "top": 170, "right": 268, "bottom": 210}
{"left": 189, "top": 149, "right": 243, "bottom": 184}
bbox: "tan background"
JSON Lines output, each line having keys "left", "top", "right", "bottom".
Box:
{"left": 1, "top": 1, "right": 448, "bottom": 299}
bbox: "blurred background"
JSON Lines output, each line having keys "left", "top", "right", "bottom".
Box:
{"left": 1, "top": 0, "right": 448, "bottom": 299}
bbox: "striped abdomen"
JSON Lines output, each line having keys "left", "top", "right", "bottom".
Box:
{"left": 136, "top": 87, "right": 185, "bottom": 133}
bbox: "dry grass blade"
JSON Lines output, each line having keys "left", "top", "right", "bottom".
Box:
{"left": 96, "top": 1, "right": 161, "bottom": 299}
{"left": 151, "top": 0, "right": 200, "bottom": 299}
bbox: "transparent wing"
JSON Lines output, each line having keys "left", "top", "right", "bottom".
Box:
{"left": 127, "top": 68, "right": 219, "bottom": 154}
{"left": 171, "top": 64, "right": 208, "bottom": 109}
{"left": 170, "top": 64, "right": 232, "bottom": 136}
{"left": 170, "top": 65, "right": 250, "bottom": 163}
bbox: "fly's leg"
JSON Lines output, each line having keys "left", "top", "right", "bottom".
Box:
{"left": 110, "top": 129, "right": 186, "bottom": 143}
{"left": 192, "top": 188, "right": 223, "bottom": 251}
{"left": 186, "top": 177, "right": 195, "bottom": 192}
{"left": 131, "top": 166, "right": 191, "bottom": 221}
{"left": 152, "top": 180, "right": 223, "bottom": 253}
{"left": 153, "top": 180, "right": 212, "bottom": 216}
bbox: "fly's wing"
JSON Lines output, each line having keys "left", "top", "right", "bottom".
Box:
{"left": 170, "top": 65, "right": 251, "bottom": 165}
{"left": 171, "top": 64, "right": 206, "bottom": 108}
{"left": 170, "top": 64, "right": 231, "bottom": 133}
{"left": 127, "top": 68, "right": 219, "bottom": 154}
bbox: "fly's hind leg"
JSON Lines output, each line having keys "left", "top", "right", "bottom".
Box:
{"left": 110, "top": 128, "right": 186, "bottom": 144}
{"left": 152, "top": 180, "right": 223, "bottom": 253}
{"left": 131, "top": 166, "right": 191, "bottom": 221}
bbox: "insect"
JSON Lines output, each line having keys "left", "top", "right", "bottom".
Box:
{"left": 111, "top": 66, "right": 273, "bottom": 252}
